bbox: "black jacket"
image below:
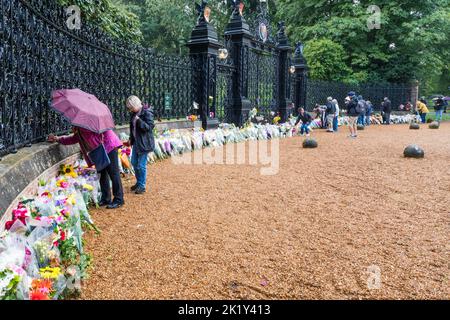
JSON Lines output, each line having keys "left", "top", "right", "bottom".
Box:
{"left": 325, "top": 102, "right": 336, "bottom": 116}
{"left": 346, "top": 99, "right": 359, "bottom": 117}
{"left": 382, "top": 100, "right": 392, "bottom": 113}
{"left": 435, "top": 98, "right": 445, "bottom": 111}
{"left": 295, "top": 112, "right": 312, "bottom": 126}
{"left": 130, "top": 108, "right": 155, "bottom": 155}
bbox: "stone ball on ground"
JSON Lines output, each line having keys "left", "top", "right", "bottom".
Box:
{"left": 409, "top": 123, "right": 420, "bottom": 130}
{"left": 403, "top": 144, "right": 424, "bottom": 158}
{"left": 357, "top": 124, "right": 365, "bottom": 130}
{"left": 429, "top": 121, "right": 440, "bottom": 129}
{"left": 303, "top": 138, "right": 318, "bottom": 148}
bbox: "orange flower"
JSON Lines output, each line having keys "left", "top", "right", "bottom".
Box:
{"left": 31, "top": 278, "right": 53, "bottom": 295}
{"left": 30, "top": 289, "right": 50, "bottom": 300}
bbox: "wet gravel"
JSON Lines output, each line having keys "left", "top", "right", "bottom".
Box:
{"left": 81, "top": 123, "right": 449, "bottom": 300}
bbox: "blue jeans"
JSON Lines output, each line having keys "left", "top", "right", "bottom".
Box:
{"left": 333, "top": 116, "right": 338, "bottom": 131}
{"left": 435, "top": 110, "right": 443, "bottom": 122}
{"left": 365, "top": 113, "right": 371, "bottom": 125}
{"left": 300, "top": 123, "right": 310, "bottom": 135}
{"left": 131, "top": 150, "right": 149, "bottom": 189}
{"left": 420, "top": 113, "right": 427, "bottom": 123}
{"left": 357, "top": 114, "right": 365, "bottom": 125}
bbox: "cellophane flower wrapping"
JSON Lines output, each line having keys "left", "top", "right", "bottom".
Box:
{"left": 0, "top": 160, "right": 99, "bottom": 300}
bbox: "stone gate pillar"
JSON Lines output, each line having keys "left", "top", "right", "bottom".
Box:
{"left": 410, "top": 80, "right": 419, "bottom": 111}
{"left": 276, "top": 22, "right": 291, "bottom": 123}
{"left": 187, "top": 1, "right": 220, "bottom": 130}
{"left": 224, "top": 0, "right": 252, "bottom": 127}
{"left": 292, "top": 42, "right": 308, "bottom": 114}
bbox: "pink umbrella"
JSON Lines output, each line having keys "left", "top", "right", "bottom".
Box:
{"left": 51, "top": 88, "right": 115, "bottom": 134}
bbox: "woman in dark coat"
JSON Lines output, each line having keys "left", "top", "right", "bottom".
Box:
{"left": 126, "top": 96, "right": 155, "bottom": 194}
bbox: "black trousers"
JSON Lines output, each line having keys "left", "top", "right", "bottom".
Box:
{"left": 99, "top": 148, "right": 124, "bottom": 204}
{"left": 383, "top": 112, "right": 391, "bottom": 124}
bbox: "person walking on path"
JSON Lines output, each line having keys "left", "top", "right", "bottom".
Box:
{"left": 48, "top": 127, "right": 125, "bottom": 209}
{"left": 365, "top": 100, "right": 373, "bottom": 126}
{"left": 126, "top": 96, "right": 155, "bottom": 194}
{"left": 295, "top": 107, "right": 313, "bottom": 136}
{"left": 345, "top": 95, "right": 359, "bottom": 138}
{"left": 381, "top": 97, "right": 392, "bottom": 125}
{"left": 416, "top": 99, "right": 429, "bottom": 123}
{"left": 356, "top": 95, "right": 367, "bottom": 126}
{"left": 325, "top": 97, "right": 336, "bottom": 132}
{"left": 434, "top": 97, "right": 445, "bottom": 122}
{"left": 332, "top": 99, "right": 339, "bottom": 132}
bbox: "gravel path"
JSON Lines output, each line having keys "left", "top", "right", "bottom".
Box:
{"left": 81, "top": 123, "right": 449, "bottom": 300}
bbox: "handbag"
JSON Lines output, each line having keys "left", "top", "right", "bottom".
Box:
{"left": 88, "top": 143, "right": 111, "bottom": 172}
{"left": 78, "top": 132, "right": 111, "bottom": 172}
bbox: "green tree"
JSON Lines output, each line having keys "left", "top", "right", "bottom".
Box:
{"left": 58, "top": 0, "right": 143, "bottom": 42}
{"left": 303, "top": 39, "right": 352, "bottom": 82}
{"left": 116, "top": 0, "right": 280, "bottom": 53}
{"left": 276, "top": 0, "right": 450, "bottom": 90}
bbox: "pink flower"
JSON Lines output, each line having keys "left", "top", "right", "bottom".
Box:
{"left": 22, "top": 248, "right": 32, "bottom": 269}
{"left": 40, "top": 216, "right": 53, "bottom": 225}
{"left": 5, "top": 220, "right": 14, "bottom": 230}
{"left": 13, "top": 207, "right": 28, "bottom": 220}
{"left": 164, "top": 140, "right": 172, "bottom": 153}
{"left": 55, "top": 216, "right": 65, "bottom": 224}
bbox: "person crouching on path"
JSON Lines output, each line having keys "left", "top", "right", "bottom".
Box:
{"left": 416, "top": 99, "right": 429, "bottom": 123}
{"left": 295, "top": 107, "right": 313, "bottom": 136}
{"left": 126, "top": 96, "right": 155, "bottom": 194}
{"left": 48, "top": 127, "right": 124, "bottom": 209}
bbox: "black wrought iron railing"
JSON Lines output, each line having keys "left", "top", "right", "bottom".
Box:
{"left": 0, "top": 0, "right": 195, "bottom": 157}
{"left": 306, "top": 80, "right": 412, "bottom": 112}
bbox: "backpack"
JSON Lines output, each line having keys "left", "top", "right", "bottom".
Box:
{"left": 329, "top": 103, "right": 336, "bottom": 114}
{"left": 356, "top": 100, "right": 366, "bottom": 114}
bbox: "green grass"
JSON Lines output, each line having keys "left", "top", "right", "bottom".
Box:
{"left": 426, "top": 112, "right": 450, "bottom": 122}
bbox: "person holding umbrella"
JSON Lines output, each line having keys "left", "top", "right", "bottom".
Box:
{"left": 433, "top": 96, "right": 445, "bottom": 122}
{"left": 47, "top": 89, "right": 124, "bottom": 209}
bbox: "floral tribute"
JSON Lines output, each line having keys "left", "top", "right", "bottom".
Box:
{"left": 186, "top": 115, "right": 198, "bottom": 122}
{"left": 147, "top": 117, "right": 303, "bottom": 163}
{"left": 0, "top": 161, "right": 99, "bottom": 300}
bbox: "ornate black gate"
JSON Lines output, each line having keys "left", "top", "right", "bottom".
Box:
{"left": 243, "top": 2, "right": 281, "bottom": 119}
{"left": 188, "top": 0, "right": 297, "bottom": 127}
{"left": 244, "top": 42, "right": 278, "bottom": 118}
{"left": 215, "top": 55, "right": 235, "bottom": 122}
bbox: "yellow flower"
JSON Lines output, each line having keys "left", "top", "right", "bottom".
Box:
{"left": 273, "top": 116, "right": 281, "bottom": 124}
{"left": 39, "top": 267, "right": 61, "bottom": 279}
{"left": 67, "top": 194, "right": 76, "bottom": 205}
{"left": 56, "top": 179, "right": 68, "bottom": 188}
{"left": 60, "top": 164, "right": 77, "bottom": 178}
{"left": 82, "top": 184, "right": 94, "bottom": 191}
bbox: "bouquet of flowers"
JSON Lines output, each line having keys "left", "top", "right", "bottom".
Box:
{"left": 1, "top": 160, "right": 99, "bottom": 300}
{"left": 187, "top": 115, "right": 198, "bottom": 122}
